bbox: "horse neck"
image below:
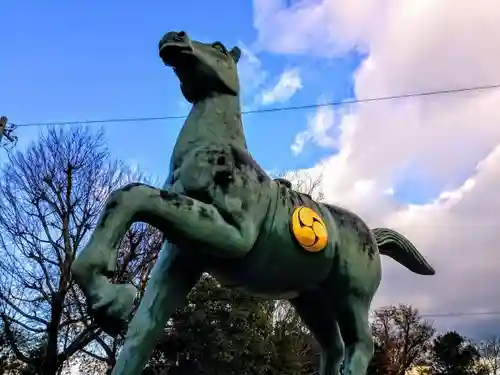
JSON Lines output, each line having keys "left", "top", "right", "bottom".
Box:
{"left": 168, "top": 92, "right": 248, "bottom": 178}
{"left": 179, "top": 93, "right": 247, "bottom": 150}
{"left": 167, "top": 94, "right": 247, "bottom": 181}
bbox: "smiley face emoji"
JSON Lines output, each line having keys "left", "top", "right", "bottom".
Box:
{"left": 290, "top": 206, "right": 328, "bottom": 252}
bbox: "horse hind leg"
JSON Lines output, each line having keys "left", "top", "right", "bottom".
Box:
{"left": 290, "top": 289, "right": 345, "bottom": 375}
{"left": 335, "top": 294, "right": 374, "bottom": 375}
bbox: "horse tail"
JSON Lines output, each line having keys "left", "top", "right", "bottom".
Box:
{"left": 372, "top": 228, "right": 435, "bottom": 276}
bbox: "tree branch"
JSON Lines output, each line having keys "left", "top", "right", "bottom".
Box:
{"left": 0, "top": 293, "right": 48, "bottom": 326}
{"left": 60, "top": 324, "right": 100, "bottom": 363}
{"left": 0, "top": 313, "right": 29, "bottom": 364}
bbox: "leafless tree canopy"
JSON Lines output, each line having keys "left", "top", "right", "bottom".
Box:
{"left": 0, "top": 126, "right": 162, "bottom": 374}
{"left": 271, "top": 169, "right": 324, "bottom": 201}
{"left": 371, "top": 304, "right": 436, "bottom": 375}
{"left": 478, "top": 336, "right": 500, "bottom": 375}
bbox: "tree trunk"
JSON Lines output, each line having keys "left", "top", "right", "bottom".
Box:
{"left": 41, "top": 292, "right": 64, "bottom": 375}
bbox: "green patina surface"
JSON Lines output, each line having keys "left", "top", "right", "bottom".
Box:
{"left": 71, "top": 30, "right": 436, "bottom": 375}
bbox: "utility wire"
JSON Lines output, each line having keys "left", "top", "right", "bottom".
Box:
{"left": 420, "top": 311, "right": 500, "bottom": 319}
{"left": 365, "top": 311, "right": 500, "bottom": 320}
{"left": 10, "top": 82, "right": 500, "bottom": 128}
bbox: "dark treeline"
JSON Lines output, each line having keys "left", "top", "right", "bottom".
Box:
{"left": 0, "top": 127, "right": 498, "bottom": 375}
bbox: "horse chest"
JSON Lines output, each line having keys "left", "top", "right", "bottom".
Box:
{"left": 174, "top": 145, "right": 234, "bottom": 191}
{"left": 174, "top": 144, "right": 268, "bottom": 216}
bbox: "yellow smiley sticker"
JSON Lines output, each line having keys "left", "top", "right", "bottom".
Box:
{"left": 290, "top": 206, "right": 328, "bottom": 252}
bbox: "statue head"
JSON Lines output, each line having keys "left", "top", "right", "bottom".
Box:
{"left": 159, "top": 31, "right": 242, "bottom": 103}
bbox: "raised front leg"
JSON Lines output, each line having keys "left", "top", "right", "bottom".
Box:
{"left": 111, "top": 242, "right": 203, "bottom": 375}
{"left": 72, "top": 182, "right": 261, "bottom": 334}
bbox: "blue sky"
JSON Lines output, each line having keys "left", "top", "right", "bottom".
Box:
{"left": 0, "top": 1, "right": 362, "bottom": 181}
{"left": 3, "top": 0, "right": 500, "bottom": 339}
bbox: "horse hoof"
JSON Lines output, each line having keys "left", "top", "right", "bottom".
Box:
{"left": 90, "top": 282, "right": 138, "bottom": 336}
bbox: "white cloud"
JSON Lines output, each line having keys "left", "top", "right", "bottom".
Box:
{"left": 260, "top": 68, "right": 302, "bottom": 105}
{"left": 290, "top": 132, "right": 309, "bottom": 155}
{"left": 237, "top": 42, "right": 268, "bottom": 98}
{"left": 252, "top": 0, "right": 379, "bottom": 56}
{"left": 253, "top": 0, "right": 500, "bottom": 337}
{"left": 291, "top": 105, "right": 337, "bottom": 154}
{"left": 291, "top": 98, "right": 357, "bottom": 154}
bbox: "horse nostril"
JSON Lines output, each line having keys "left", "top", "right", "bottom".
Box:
{"left": 174, "top": 31, "right": 186, "bottom": 42}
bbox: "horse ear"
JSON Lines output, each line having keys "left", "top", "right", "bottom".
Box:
{"left": 229, "top": 46, "right": 241, "bottom": 63}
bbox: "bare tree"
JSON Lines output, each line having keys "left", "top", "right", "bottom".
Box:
{"left": 479, "top": 337, "right": 500, "bottom": 375}
{"left": 0, "top": 318, "right": 27, "bottom": 373}
{"left": 272, "top": 169, "right": 325, "bottom": 201}
{"left": 371, "top": 304, "right": 435, "bottom": 375}
{"left": 75, "top": 223, "right": 164, "bottom": 374}
{"left": 0, "top": 126, "right": 159, "bottom": 374}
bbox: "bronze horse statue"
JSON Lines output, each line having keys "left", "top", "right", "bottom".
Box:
{"left": 72, "top": 30, "right": 435, "bottom": 375}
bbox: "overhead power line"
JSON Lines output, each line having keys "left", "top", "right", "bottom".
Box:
{"left": 420, "top": 311, "right": 500, "bottom": 319}
{"left": 9, "top": 82, "right": 500, "bottom": 128}
{"left": 363, "top": 310, "right": 500, "bottom": 320}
